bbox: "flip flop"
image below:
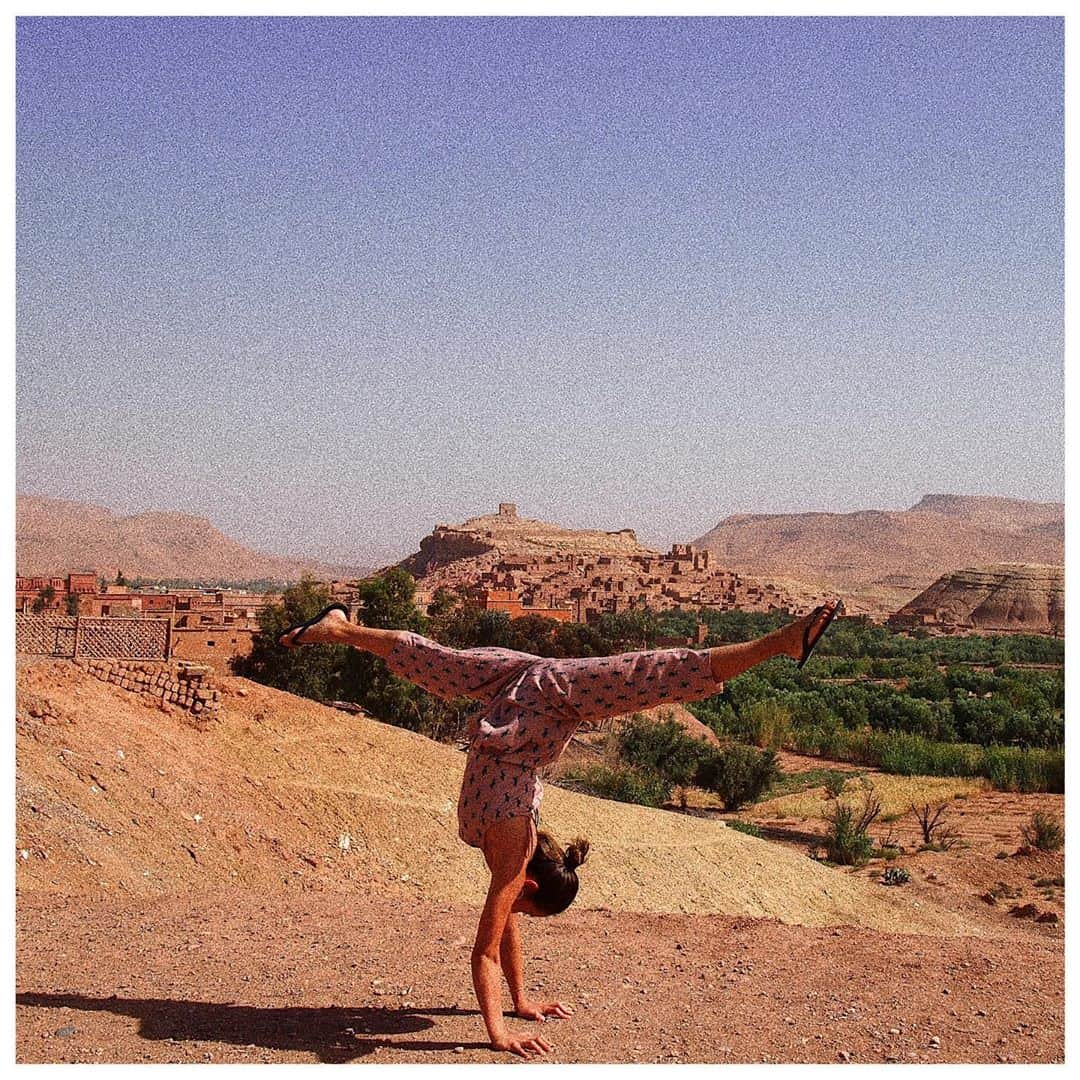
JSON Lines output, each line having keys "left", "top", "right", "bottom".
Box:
{"left": 796, "top": 600, "right": 845, "bottom": 669}
{"left": 279, "top": 603, "right": 350, "bottom": 648}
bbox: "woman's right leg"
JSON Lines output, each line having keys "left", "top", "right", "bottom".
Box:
{"left": 546, "top": 602, "right": 842, "bottom": 724}
{"left": 279, "top": 609, "right": 535, "bottom": 702}
{"left": 278, "top": 608, "right": 399, "bottom": 656}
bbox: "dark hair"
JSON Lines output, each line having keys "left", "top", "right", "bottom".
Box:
{"left": 527, "top": 831, "right": 590, "bottom": 915}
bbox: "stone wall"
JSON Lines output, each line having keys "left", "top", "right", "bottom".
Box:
{"left": 75, "top": 658, "right": 221, "bottom": 725}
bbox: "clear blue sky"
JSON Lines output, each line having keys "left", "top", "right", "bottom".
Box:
{"left": 16, "top": 16, "right": 1064, "bottom": 565}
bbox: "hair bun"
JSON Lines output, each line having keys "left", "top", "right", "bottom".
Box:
{"left": 563, "top": 837, "right": 590, "bottom": 871}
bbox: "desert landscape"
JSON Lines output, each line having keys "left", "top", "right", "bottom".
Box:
{"left": 15, "top": 656, "right": 1063, "bottom": 1063}
{"left": 15, "top": 14, "right": 1065, "bottom": 1066}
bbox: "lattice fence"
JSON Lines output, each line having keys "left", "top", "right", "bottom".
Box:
{"left": 77, "top": 617, "right": 170, "bottom": 659}
{"left": 16, "top": 615, "right": 171, "bottom": 660}
{"left": 15, "top": 615, "right": 78, "bottom": 657}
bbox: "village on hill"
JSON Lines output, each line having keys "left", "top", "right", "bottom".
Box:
{"left": 15, "top": 498, "right": 1065, "bottom": 679}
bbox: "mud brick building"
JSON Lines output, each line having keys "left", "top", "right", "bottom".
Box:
{"left": 403, "top": 541, "right": 815, "bottom": 625}
{"left": 386, "top": 503, "right": 822, "bottom": 624}
{"left": 468, "top": 587, "right": 573, "bottom": 622}
{"left": 168, "top": 625, "right": 258, "bottom": 669}
{"left": 15, "top": 573, "right": 282, "bottom": 670}
{"left": 16, "top": 573, "right": 97, "bottom": 612}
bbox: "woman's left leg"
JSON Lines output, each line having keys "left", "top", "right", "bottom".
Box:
{"left": 705, "top": 603, "right": 840, "bottom": 682}
{"left": 553, "top": 603, "right": 840, "bottom": 724}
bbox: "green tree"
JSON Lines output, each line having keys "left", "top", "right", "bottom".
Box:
{"left": 31, "top": 585, "right": 57, "bottom": 613}
{"left": 427, "top": 587, "right": 458, "bottom": 621}
{"left": 64, "top": 592, "right": 80, "bottom": 616}
{"left": 337, "top": 569, "right": 467, "bottom": 735}
{"left": 505, "top": 614, "right": 570, "bottom": 656}
{"left": 441, "top": 605, "right": 512, "bottom": 649}
{"left": 596, "top": 608, "right": 661, "bottom": 651}
{"left": 233, "top": 578, "right": 349, "bottom": 700}
{"left": 357, "top": 567, "right": 427, "bottom": 631}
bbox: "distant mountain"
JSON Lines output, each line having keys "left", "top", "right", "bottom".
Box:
{"left": 691, "top": 494, "right": 1064, "bottom": 616}
{"left": 15, "top": 495, "right": 372, "bottom": 583}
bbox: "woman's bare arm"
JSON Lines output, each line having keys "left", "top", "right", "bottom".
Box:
{"left": 472, "top": 818, "right": 552, "bottom": 1057}
{"left": 500, "top": 912, "right": 575, "bottom": 1023}
{"left": 499, "top": 912, "right": 527, "bottom": 1009}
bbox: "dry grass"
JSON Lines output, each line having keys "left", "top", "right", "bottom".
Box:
{"left": 755, "top": 774, "right": 990, "bottom": 821}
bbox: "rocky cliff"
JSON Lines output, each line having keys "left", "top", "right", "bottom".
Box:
{"left": 888, "top": 564, "right": 1064, "bottom": 636}
{"left": 398, "top": 505, "right": 654, "bottom": 579}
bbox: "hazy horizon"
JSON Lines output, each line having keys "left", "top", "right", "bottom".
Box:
{"left": 14, "top": 487, "right": 1064, "bottom": 570}
{"left": 17, "top": 17, "right": 1064, "bottom": 563}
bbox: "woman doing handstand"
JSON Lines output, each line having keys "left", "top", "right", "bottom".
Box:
{"left": 279, "top": 599, "right": 842, "bottom": 1057}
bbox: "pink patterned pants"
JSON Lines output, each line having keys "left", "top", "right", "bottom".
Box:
{"left": 384, "top": 632, "right": 723, "bottom": 847}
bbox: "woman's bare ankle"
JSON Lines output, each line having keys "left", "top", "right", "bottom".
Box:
{"left": 350, "top": 626, "right": 405, "bottom": 658}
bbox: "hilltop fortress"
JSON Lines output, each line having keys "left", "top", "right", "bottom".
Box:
{"left": 395, "top": 504, "right": 824, "bottom": 622}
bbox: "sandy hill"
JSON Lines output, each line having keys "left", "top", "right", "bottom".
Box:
{"left": 15, "top": 660, "right": 960, "bottom": 934}
{"left": 889, "top": 564, "right": 1064, "bottom": 636}
{"left": 16, "top": 495, "right": 368, "bottom": 582}
{"left": 691, "top": 494, "right": 1063, "bottom": 615}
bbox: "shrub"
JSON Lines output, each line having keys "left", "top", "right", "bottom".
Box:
{"left": 984, "top": 746, "right": 1064, "bottom": 794}
{"left": 724, "top": 672, "right": 776, "bottom": 713}
{"left": 616, "top": 715, "right": 713, "bottom": 788}
{"left": 823, "top": 804, "right": 875, "bottom": 866}
{"left": 882, "top": 866, "right": 910, "bottom": 886}
{"left": 743, "top": 699, "right": 793, "bottom": 749}
{"left": 783, "top": 724, "right": 1063, "bottom": 795}
{"left": 561, "top": 764, "right": 671, "bottom": 808}
{"left": 822, "top": 781, "right": 881, "bottom": 866}
{"left": 875, "top": 824, "right": 903, "bottom": 859}
{"left": 1020, "top": 811, "right": 1064, "bottom": 852}
{"left": 824, "top": 772, "right": 847, "bottom": 799}
{"left": 695, "top": 744, "right": 779, "bottom": 811}
{"left": 911, "top": 802, "right": 962, "bottom": 851}
{"left": 726, "top": 819, "right": 764, "bottom": 838}
{"left": 692, "top": 699, "right": 739, "bottom": 739}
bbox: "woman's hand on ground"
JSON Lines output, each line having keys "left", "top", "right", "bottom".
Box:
{"left": 491, "top": 1030, "right": 554, "bottom": 1057}
{"left": 514, "top": 999, "right": 575, "bottom": 1021}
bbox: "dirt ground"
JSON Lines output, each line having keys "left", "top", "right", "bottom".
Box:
{"left": 15, "top": 659, "right": 1064, "bottom": 1063}
{"left": 16, "top": 887, "right": 1063, "bottom": 1064}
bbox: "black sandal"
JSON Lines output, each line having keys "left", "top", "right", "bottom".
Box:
{"left": 796, "top": 600, "right": 844, "bottom": 669}
{"left": 279, "top": 603, "right": 350, "bottom": 648}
